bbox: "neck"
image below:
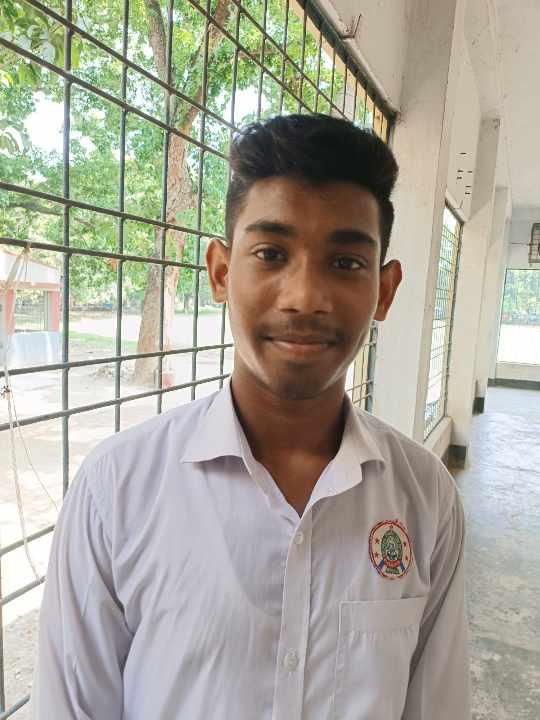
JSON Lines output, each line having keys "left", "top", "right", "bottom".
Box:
{"left": 230, "top": 368, "right": 347, "bottom": 464}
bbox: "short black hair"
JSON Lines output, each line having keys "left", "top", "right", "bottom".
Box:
{"left": 225, "top": 113, "right": 399, "bottom": 263}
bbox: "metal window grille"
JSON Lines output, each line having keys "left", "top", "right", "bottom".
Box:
{"left": 424, "top": 205, "right": 462, "bottom": 439}
{"left": 0, "top": 1, "right": 393, "bottom": 715}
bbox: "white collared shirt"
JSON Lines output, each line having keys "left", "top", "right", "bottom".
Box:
{"left": 31, "top": 380, "right": 471, "bottom": 719}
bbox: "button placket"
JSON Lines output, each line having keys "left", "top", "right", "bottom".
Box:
{"left": 271, "top": 513, "right": 313, "bottom": 720}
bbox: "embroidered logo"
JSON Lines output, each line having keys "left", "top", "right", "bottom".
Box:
{"left": 369, "top": 519, "right": 412, "bottom": 580}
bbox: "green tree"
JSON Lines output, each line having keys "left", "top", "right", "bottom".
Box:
{"left": 1, "top": 0, "right": 360, "bottom": 382}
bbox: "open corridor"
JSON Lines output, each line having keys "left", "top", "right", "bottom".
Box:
{"left": 453, "top": 387, "right": 540, "bottom": 719}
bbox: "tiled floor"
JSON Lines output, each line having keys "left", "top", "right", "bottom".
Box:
{"left": 452, "top": 386, "right": 540, "bottom": 719}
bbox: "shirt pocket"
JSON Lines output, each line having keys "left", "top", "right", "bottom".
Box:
{"left": 331, "top": 596, "right": 427, "bottom": 720}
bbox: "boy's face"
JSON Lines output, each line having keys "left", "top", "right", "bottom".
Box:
{"left": 207, "top": 176, "right": 402, "bottom": 401}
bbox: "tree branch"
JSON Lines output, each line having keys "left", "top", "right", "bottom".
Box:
{"left": 143, "top": 0, "right": 168, "bottom": 83}
{"left": 178, "top": 0, "right": 232, "bottom": 133}
{"left": 7, "top": 200, "right": 95, "bottom": 229}
{"left": 143, "top": 0, "right": 232, "bottom": 133}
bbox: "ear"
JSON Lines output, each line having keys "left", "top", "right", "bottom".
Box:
{"left": 374, "top": 260, "right": 402, "bottom": 321}
{"left": 206, "top": 238, "right": 231, "bottom": 304}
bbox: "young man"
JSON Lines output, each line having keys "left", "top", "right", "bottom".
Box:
{"left": 31, "top": 114, "right": 471, "bottom": 719}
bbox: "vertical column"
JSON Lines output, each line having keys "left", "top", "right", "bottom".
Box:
{"left": 474, "top": 186, "right": 510, "bottom": 407}
{"left": 446, "top": 118, "right": 501, "bottom": 459}
{"left": 191, "top": 0, "right": 211, "bottom": 400}
{"left": 0, "top": 289, "right": 14, "bottom": 372}
{"left": 489, "top": 221, "right": 511, "bottom": 379}
{"left": 115, "top": 0, "right": 130, "bottom": 431}
{"left": 372, "top": 0, "right": 466, "bottom": 440}
{"left": 46, "top": 290, "right": 61, "bottom": 332}
{"left": 158, "top": 0, "right": 174, "bottom": 406}
{"left": 3, "top": 289, "right": 15, "bottom": 336}
{"left": 62, "top": 0, "right": 73, "bottom": 497}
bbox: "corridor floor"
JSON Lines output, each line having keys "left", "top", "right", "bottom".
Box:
{"left": 452, "top": 386, "right": 540, "bottom": 719}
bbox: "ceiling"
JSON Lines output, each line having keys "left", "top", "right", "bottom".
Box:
{"left": 494, "top": 0, "right": 540, "bottom": 210}
{"left": 323, "top": 0, "right": 538, "bottom": 212}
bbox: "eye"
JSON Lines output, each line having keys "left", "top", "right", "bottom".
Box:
{"left": 253, "top": 247, "right": 286, "bottom": 263}
{"left": 333, "top": 257, "right": 366, "bottom": 270}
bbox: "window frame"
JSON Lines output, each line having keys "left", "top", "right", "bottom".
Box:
{"left": 0, "top": 1, "right": 394, "bottom": 714}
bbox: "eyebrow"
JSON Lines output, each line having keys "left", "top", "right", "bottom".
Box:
{"left": 243, "top": 219, "right": 378, "bottom": 249}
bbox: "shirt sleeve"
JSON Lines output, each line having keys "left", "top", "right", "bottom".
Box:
{"left": 30, "top": 466, "right": 132, "bottom": 719}
{"left": 402, "top": 466, "right": 472, "bottom": 720}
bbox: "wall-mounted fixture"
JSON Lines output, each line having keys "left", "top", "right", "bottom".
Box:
{"left": 339, "top": 14, "right": 361, "bottom": 40}
{"left": 530, "top": 223, "right": 540, "bottom": 264}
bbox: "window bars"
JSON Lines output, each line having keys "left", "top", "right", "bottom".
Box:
{"left": 424, "top": 205, "right": 462, "bottom": 439}
{"left": 0, "top": 0, "right": 393, "bottom": 715}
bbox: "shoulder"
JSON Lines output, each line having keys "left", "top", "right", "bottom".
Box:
{"left": 355, "top": 407, "right": 458, "bottom": 504}
{"left": 87, "top": 392, "right": 215, "bottom": 465}
{"left": 73, "top": 392, "right": 217, "bottom": 511}
{"left": 355, "top": 407, "right": 440, "bottom": 467}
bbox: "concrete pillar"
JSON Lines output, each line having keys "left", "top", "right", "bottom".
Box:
{"left": 489, "top": 221, "right": 511, "bottom": 378}
{"left": 3, "top": 289, "right": 16, "bottom": 335}
{"left": 46, "top": 290, "right": 61, "bottom": 332}
{"left": 446, "top": 118, "right": 501, "bottom": 458}
{"left": 474, "top": 187, "right": 511, "bottom": 406}
{"left": 372, "top": 0, "right": 466, "bottom": 440}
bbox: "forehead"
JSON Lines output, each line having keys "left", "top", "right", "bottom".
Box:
{"left": 234, "top": 176, "right": 381, "bottom": 242}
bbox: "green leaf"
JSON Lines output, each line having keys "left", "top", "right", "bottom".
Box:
{"left": 17, "top": 34, "right": 31, "bottom": 51}
{"left": 41, "top": 40, "right": 55, "bottom": 62}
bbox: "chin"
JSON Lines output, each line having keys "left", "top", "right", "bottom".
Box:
{"left": 265, "top": 372, "right": 339, "bottom": 401}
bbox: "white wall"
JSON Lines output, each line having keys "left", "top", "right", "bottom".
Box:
{"left": 447, "top": 117, "right": 501, "bottom": 449}
{"left": 476, "top": 188, "right": 511, "bottom": 386}
{"left": 446, "top": 45, "right": 481, "bottom": 219}
{"left": 495, "top": 363, "right": 540, "bottom": 383}
{"left": 372, "top": 0, "right": 468, "bottom": 442}
{"left": 0, "top": 249, "right": 60, "bottom": 286}
{"left": 320, "top": 0, "right": 408, "bottom": 110}
{"left": 321, "top": 0, "right": 520, "bottom": 458}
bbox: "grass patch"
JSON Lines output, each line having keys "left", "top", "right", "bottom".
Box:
{"left": 69, "top": 331, "right": 138, "bottom": 352}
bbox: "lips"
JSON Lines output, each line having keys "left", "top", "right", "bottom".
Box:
{"left": 268, "top": 335, "right": 335, "bottom": 345}
{"left": 265, "top": 334, "right": 336, "bottom": 361}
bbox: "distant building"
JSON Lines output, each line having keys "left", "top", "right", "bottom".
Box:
{"left": 0, "top": 248, "right": 61, "bottom": 367}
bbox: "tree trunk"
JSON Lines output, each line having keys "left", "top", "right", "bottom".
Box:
{"left": 134, "top": 0, "right": 231, "bottom": 384}
{"left": 133, "top": 133, "right": 191, "bottom": 383}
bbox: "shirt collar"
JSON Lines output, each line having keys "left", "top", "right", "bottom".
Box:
{"left": 179, "top": 378, "right": 386, "bottom": 478}
{"left": 304, "top": 394, "right": 384, "bottom": 503}
{"left": 179, "top": 377, "right": 245, "bottom": 463}
{"left": 342, "top": 393, "right": 386, "bottom": 468}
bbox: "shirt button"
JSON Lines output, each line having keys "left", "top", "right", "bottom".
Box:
{"left": 294, "top": 531, "right": 304, "bottom": 545}
{"left": 283, "top": 650, "right": 299, "bottom": 671}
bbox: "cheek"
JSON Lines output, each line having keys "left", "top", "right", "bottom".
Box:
{"left": 227, "top": 274, "right": 268, "bottom": 333}
{"left": 343, "top": 291, "right": 378, "bottom": 338}
{"left": 229, "top": 265, "right": 273, "bottom": 307}
{"left": 360, "top": 281, "right": 380, "bottom": 313}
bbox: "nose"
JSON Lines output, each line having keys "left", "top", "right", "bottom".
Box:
{"left": 277, "top": 258, "right": 333, "bottom": 315}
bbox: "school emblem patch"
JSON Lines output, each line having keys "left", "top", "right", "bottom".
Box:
{"left": 369, "top": 519, "right": 412, "bottom": 580}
